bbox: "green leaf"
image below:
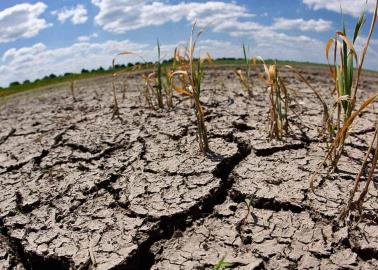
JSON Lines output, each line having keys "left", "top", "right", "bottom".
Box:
{"left": 353, "top": 10, "right": 366, "bottom": 43}
{"left": 212, "top": 256, "right": 232, "bottom": 270}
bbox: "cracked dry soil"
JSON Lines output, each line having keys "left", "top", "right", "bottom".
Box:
{"left": 0, "top": 66, "right": 377, "bottom": 270}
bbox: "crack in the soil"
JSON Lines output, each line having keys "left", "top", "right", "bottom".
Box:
{"left": 253, "top": 142, "right": 306, "bottom": 157}
{"left": 0, "top": 125, "right": 75, "bottom": 175}
{"left": 230, "top": 190, "right": 305, "bottom": 214}
{"left": 0, "top": 215, "right": 72, "bottom": 270}
{"left": 0, "top": 128, "right": 16, "bottom": 145}
{"left": 113, "top": 135, "right": 252, "bottom": 269}
{"left": 352, "top": 246, "right": 378, "bottom": 261}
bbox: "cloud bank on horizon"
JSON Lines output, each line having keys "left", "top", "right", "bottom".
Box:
{"left": 0, "top": 0, "right": 377, "bottom": 87}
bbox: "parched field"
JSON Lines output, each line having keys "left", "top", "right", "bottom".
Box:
{"left": 0, "top": 65, "right": 377, "bottom": 269}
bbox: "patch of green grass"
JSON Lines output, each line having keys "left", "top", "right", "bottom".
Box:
{"left": 0, "top": 67, "right": 125, "bottom": 98}
{"left": 212, "top": 255, "right": 232, "bottom": 270}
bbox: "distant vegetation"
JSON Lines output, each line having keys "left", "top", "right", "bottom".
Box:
{"left": 0, "top": 58, "right": 329, "bottom": 98}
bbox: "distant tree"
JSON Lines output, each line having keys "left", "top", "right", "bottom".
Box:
{"left": 162, "top": 59, "right": 173, "bottom": 64}
{"left": 114, "top": 64, "right": 126, "bottom": 69}
{"left": 64, "top": 72, "right": 74, "bottom": 77}
{"left": 81, "top": 69, "right": 89, "bottom": 74}
{"left": 127, "top": 63, "right": 134, "bottom": 68}
{"left": 23, "top": 80, "right": 31, "bottom": 84}
{"left": 48, "top": 74, "right": 57, "bottom": 79}
{"left": 9, "top": 81, "right": 20, "bottom": 87}
{"left": 97, "top": 67, "right": 104, "bottom": 72}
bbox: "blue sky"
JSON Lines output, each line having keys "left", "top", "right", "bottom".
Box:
{"left": 1, "top": 0, "right": 377, "bottom": 87}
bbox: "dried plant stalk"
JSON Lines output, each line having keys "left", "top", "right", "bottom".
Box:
{"left": 111, "top": 81, "right": 120, "bottom": 119}
{"left": 170, "top": 23, "right": 210, "bottom": 153}
{"left": 340, "top": 122, "right": 378, "bottom": 219}
{"left": 70, "top": 81, "right": 76, "bottom": 102}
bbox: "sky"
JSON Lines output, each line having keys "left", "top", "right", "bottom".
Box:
{"left": 1, "top": 0, "right": 378, "bottom": 87}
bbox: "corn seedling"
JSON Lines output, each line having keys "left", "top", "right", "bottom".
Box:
{"left": 70, "top": 80, "right": 76, "bottom": 102}
{"left": 142, "top": 72, "right": 156, "bottom": 109}
{"left": 164, "top": 67, "right": 174, "bottom": 108}
{"left": 309, "top": 1, "right": 378, "bottom": 194}
{"left": 258, "top": 58, "right": 289, "bottom": 139}
{"left": 212, "top": 255, "right": 232, "bottom": 270}
{"left": 170, "top": 23, "right": 211, "bottom": 153}
{"left": 323, "top": 1, "right": 378, "bottom": 163}
{"left": 241, "top": 198, "right": 252, "bottom": 224}
{"left": 235, "top": 43, "right": 253, "bottom": 96}
{"left": 141, "top": 40, "right": 173, "bottom": 109}
{"left": 165, "top": 49, "right": 181, "bottom": 108}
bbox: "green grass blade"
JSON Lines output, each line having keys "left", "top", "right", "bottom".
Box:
{"left": 353, "top": 10, "right": 366, "bottom": 43}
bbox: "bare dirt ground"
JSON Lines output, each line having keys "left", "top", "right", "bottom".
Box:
{"left": 0, "top": 65, "right": 377, "bottom": 270}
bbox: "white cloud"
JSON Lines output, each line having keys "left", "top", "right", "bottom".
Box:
{"left": 2, "top": 43, "right": 46, "bottom": 62}
{"left": 52, "top": 4, "right": 88, "bottom": 24}
{"left": 303, "top": 0, "right": 376, "bottom": 17}
{"left": 77, "top": 33, "right": 99, "bottom": 42}
{"left": 0, "top": 2, "right": 51, "bottom": 43}
{"left": 91, "top": 0, "right": 253, "bottom": 33}
{"left": 0, "top": 40, "right": 149, "bottom": 86}
{"left": 158, "top": 39, "right": 243, "bottom": 60}
{"left": 272, "top": 18, "right": 332, "bottom": 32}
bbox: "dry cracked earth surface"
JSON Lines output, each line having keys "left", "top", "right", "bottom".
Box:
{"left": 0, "top": 66, "right": 377, "bottom": 270}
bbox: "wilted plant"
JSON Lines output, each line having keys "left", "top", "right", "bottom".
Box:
{"left": 170, "top": 23, "right": 211, "bottom": 153}
{"left": 235, "top": 43, "right": 253, "bottom": 96}
{"left": 112, "top": 51, "right": 146, "bottom": 110}
{"left": 212, "top": 255, "right": 232, "bottom": 270}
{"left": 70, "top": 80, "right": 76, "bottom": 102}
{"left": 142, "top": 72, "right": 156, "bottom": 109}
{"left": 323, "top": 2, "right": 377, "bottom": 163}
{"left": 164, "top": 66, "right": 174, "bottom": 108}
{"left": 111, "top": 81, "right": 120, "bottom": 119}
{"left": 341, "top": 120, "right": 378, "bottom": 220}
{"left": 122, "top": 80, "right": 127, "bottom": 101}
{"left": 154, "top": 39, "right": 164, "bottom": 108}
{"left": 141, "top": 40, "right": 173, "bottom": 109}
{"left": 258, "top": 58, "right": 289, "bottom": 139}
{"left": 310, "top": 0, "right": 378, "bottom": 219}
{"left": 164, "top": 49, "right": 181, "bottom": 108}
{"left": 241, "top": 198, "right": 253, "bottom": 224}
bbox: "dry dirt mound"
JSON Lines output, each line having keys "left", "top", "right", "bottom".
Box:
{"left": 0, "top": 66, "right": 377, "bottom": 269}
